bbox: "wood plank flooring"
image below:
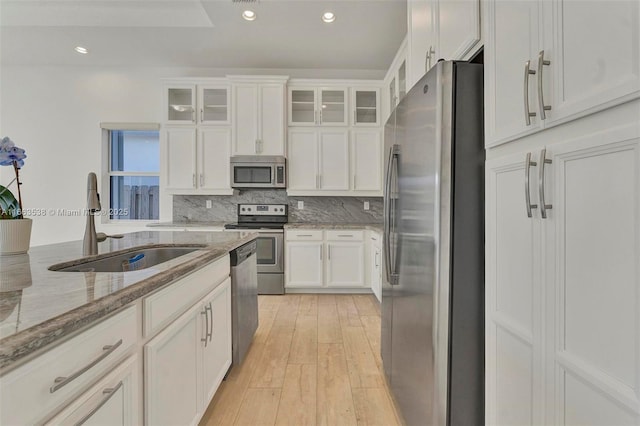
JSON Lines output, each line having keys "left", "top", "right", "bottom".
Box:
{"left": 200, "top": 294, "right": 401, "bottom": 426}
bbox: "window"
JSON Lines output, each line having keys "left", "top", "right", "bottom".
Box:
{"left": 103, "top": 125, "right": 160, "bottom": 221}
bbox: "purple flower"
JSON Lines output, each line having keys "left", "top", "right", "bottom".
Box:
{"left": 0, "top": 137, "right": 26, "bottom": 168}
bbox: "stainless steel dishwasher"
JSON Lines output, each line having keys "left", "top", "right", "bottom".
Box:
{"left": 229, "top": 240, "right": 259, "bottom": 368}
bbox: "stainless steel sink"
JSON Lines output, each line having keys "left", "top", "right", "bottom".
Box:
{"left": 49, "top": 246, "right": 205, "bottom": 273}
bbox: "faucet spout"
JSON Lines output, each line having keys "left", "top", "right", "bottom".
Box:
{"left": 83, "top": 173, "right": 101, "bottom": 256}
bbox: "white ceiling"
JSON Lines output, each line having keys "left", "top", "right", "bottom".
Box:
{"left": 0, "top": 0, "right": 407, "bottom": 75}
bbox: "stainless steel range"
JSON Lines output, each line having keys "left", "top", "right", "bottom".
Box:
{"left": 225, "top": 204, "right": 287, "bottom": 295}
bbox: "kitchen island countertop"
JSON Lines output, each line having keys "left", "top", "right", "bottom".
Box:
{"left": 0, "top": 230, "right": 256, "bottom": 371}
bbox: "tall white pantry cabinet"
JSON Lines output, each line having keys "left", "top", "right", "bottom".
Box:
{"left": 483, "top": 0, "right": 640, "bottom": 424}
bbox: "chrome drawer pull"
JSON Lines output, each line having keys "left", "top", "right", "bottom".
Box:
{"left": 50, "top": 339, "right": 123, "bottom": 393}
{"left": 524, "top": 60, "right": 536, "bottom": 125}
{"left": 74, "top": 381, "right": 124, "bottom": 426}
{"left": 538, "top": 148, "right": 553, "bottom": 218}
{"left": 525, "top": 152, "right": 538, "bottom": 218}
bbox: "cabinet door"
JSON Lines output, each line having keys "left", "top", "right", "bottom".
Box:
{"left": 259, "top": 84, "right": 286, "bottom": 155}
{"left": 319, "top": 130, "right": 350, "bottom": 190}
{"left": 544, "top": 0, "right": 640, "bottom": 126}
{"left": 233, "top": 84, "right": 259, "bottom": 155}
{"left": 45, "top": 356, "right": 139, "bottom": 426}
{"left": 166, "top": 84, "right": 196, "bottom": 124}
{"left": 544, "top": 126, "right": 640, "bottom": 425}
{"left": 352, "top": 129, "right": 382, "bottom": 191}
{"left": 437, "top": 0, "right": 480, "bottom": 60}
{"left": 484, "top": 0, "right": 543, "bottom": 147}
{"left": 408, "top": 0, "right": 437, "bottom": 87}
{"left": 485, "top": 151, "right": 543, "bottom": 426}
{"left": 351, "top": 88, "right": 380, "bottom": 126}
{"left": 199, "top": 128, "right": 231, "bottom": 191}
{"left": 145, "top": 301, "right": 204, "bottom": 426}
{"left": 165, "top": 128, "right": 197, "bottom": 190}
{"left": 289, "top": 88, "right": 317, "bottom": 126}
{"left": 319, "top": 88, "right": 348, "bottom": 126}
{"left": 202, "top": 279, "right": 232, "bottom": 406}
{"left": 285, "top": 242, "right": 323, "bottom": 287}
{"left": 198, "top": 85, "right": 230, "bottom": 125}
{"left": 288, "top": 129, "right": 319, "bottom": 190}
{"left": 326, "top": 242, "right": 365, "bottom": 287}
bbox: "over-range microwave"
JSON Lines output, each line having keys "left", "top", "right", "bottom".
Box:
{"left": 230, "top": 156, "right": 286, "bottom": 189}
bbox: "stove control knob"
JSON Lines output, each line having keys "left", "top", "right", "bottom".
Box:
{"left": 248, "top": 207, "right": 252, "bottom": 211}
{"left": 241, "top": 208, "right": 245, "bottom": 212}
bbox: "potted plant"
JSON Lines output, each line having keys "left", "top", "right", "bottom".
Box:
{"left": 0, "top": 137, "right": 31, "bottom": 255}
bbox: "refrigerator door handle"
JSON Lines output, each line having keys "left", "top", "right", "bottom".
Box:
{"left": 384, "top": 144, "right": 400, "bottom": 285}
{"left": 383, "top": 146, "right": 394, "bottom": 283}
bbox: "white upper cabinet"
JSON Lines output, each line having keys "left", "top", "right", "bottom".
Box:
{"left": 484, "top": 0, "right": 640, "bottom": 147}
{"left": 543, "top": 0, "right": 640, "bottom": 126}
{"left": 289, "top": 87, "right": 348, "bottom": 126}
{"left": 385, "top": 37, "right": 408, "bottom": 120}
{"left": 407, "top": 0, "right": 437, "bottom": 88}
{"left": 287, "top": 128, "right": 318, "bottom": 191}
{"left": 351, "top": 88, "right": 381, "bottom": 126}
{"left": 165, "top": 82, "right": 230, "bottom": 125}
{"left": 197, "top": 85, "right": 230, "bottom": 125}
{"left": 231, "top": 77, "right": 287, "bottom": 156}
{"left": 436, "top": 0, "right": 481, "bottom": 60}
{"left": 352, "top": 130, "right": 382, "bottom": 192}
{"left": 318, "top": 130, "right": 350, "bottom": 190}
{"left": 484, "top": 0, "right": 543, "bottom": 146}
{"left": 198, "top": 128, "right": 231, "bottom": 191}
{"left": 165, "top": 128, "right": 197, "bottom": 191}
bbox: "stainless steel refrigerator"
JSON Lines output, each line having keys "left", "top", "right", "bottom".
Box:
{"left": 381, "top": 61, "right": 484, "bottom": 425}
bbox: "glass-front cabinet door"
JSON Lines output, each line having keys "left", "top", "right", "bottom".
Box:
{"left": 398, "top": 61, "right": 407, "bottom": 100}
{"left": 389, "top": 77, "right": 397, "bottom": 111}
{"left": 319, "top": 88, "right": 348, "bottom": 126}
{"left": 289, "top": 88, "right": 317, "bottom": 126}
{"left": 198, "top": 85, "right": 230, "bottom": 125}
{"left": 166, "top": 84, "right": 196, "bottom": 124}
{"left": 351, "top": 88, "right": 380, "bottom": 126}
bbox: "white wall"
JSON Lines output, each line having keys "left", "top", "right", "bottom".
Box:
{"left": 0, "top": 65, "right": 384, "bottom": 246}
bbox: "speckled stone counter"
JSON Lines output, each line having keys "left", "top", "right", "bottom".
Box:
{"left": 147, "top": 221, "right": 229, "bottom": 229}
{"left": 0, "top": 230, "right": 256, "bottom": 371}
{"left": 284, "top": 223, "right": 383, "bottom": 233}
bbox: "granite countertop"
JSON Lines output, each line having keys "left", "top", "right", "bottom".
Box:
{"left": 0, "top": 230, "right": 256, "bottom": 371}
{"left": 147, "top": 221, "right": 229, "bottom": 228}
{"left": 284, "top": 223, "right": 383, "bottom": 233}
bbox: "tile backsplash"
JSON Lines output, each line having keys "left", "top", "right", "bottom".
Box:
{"left": 173, "top": 190, "right": 383, "bottom": 223}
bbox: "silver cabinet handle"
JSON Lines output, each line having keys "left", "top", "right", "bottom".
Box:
{"left": 297, "top": 234, "right": 313, "bottom": 237}
{"left": 50, "top": 339, "right": 123, "bottom": 393}
{"left": 316, "top": 175, "right": 319, "bottom": 189}
{"left": 201, "top": 308, "right": 208, "bottom": 347}
{"left": 75, "top": 381, "right": 124, "bottom": 426}
{"left": 338, "top": 234, "right": 353, "bottom": 237}
{"left": 328, "top": 246, "right": 331, "bottom": 260}
{"left": 207, "top": 302, "right": 213, "bottom": 342}
{"left": 192, "top": 173, "right": 196, "bottom": 188}
{"left": 524, "top": 60, "right": 537, "bottom": 125}
{"left": 255, "top": 139, "right": 258, "bottom": 154}
{"left": 201, "top": 108, "right": 204, "bottom": 123}
{"left": 314, "top": 110, "right": 318, "bottom": 124}
{"left": 320, "top": 247, "right": 323, "bottom": 261}
{"left": 353, "top": 109, "right": 357, "bottom": 124}
{"left": 200, "top": 173, "right": 204, "bottom": 187}
{"left": 319, "top": 175, "right": 322, "bottom": 188}
{"left": 191, "top": 109, "right": 195, "bottom": 123}
{"left": 428, "top": 46, "right": 435, "bottom": 69}
{"left": 538, "top": 148, "right": 553, "bottom": 218}
{"left": 537, "top": 50, "right": 552, "bottom": 120}
{"left": 353, "top": 175, "right": 357, "bottom": 189}
{"left": 375, "top": 252, "right": 379, "bottom": 267}
{"left": 525, "top": 152, "right": 538, "bottom": 218}
{"left": 319, "top": 110, "right": 323, "bottom": 124}
{"left": 425, "top": 51, "right": 431, "bottom": 72}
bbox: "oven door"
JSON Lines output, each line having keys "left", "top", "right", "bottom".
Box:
{"left": 254, "top": 232, "right": 284, "bottom": 274}
{"left": 231, "top": 163, "right": 276, "bottom": 188}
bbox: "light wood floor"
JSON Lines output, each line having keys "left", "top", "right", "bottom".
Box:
{"left": 199, "top": 294, "right": 402, "bottom": 426}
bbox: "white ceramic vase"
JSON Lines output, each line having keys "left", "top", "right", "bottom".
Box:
{"left": 0, "top": 218, "right": 32, "bottom": 255}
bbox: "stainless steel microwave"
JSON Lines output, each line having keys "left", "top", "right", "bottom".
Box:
{"left": 230, "top": 156, "right": 286, "bottom": 189}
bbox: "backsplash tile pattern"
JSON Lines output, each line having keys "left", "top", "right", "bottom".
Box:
{"left": 173, "top": 191, "right": 383, "bottom": 223}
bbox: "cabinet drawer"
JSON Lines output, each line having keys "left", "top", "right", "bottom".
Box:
{"left": 45, "top": 355, "right": 139, "bottom": 425}
{"left": 326, "top": 230, "right": 364, "bottom": 241}
{"left": 0, "top": 305, "right": 137, "bottom": 426}
{"left": 143, "top": 255, "right": 230, "bottom": 337}
{"left": 286, "top": 230, "right": 323, "bottom": 241}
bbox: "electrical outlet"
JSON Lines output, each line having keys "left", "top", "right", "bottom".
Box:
{"left": 364, "top": 201, "right": 370, "bottom": 210}
{"left": 206, "top": 200, "right": 212, "bottom": 209}
{"left": 297, "top": 201, "right": 304, "bottom": 210}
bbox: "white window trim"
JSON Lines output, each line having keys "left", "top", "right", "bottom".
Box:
{"left": 101, "top": 126, "right": 161, "bottom": 224}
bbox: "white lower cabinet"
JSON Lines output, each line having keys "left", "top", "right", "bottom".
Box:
{"left": 285, "top": 241, "right": 323, "bottom": 287}
{"left": 369, "top": 232, "right": 382, "bottom": 302}
{"left": 285, "top": 229, "right": 369, "bottom": 291}
{"left": 485, "top": 122, "right": 640, "bottom": 424}
{"left": 45, "top": 355, "right": 139, "bottom": 426}
{"left": 326, "top": 242, "right": 365, "bottom": 288}
{"left": 145, "top": 278, "right": 231, "bottom": 426}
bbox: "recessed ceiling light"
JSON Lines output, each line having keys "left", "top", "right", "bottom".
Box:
{"left": 242, "top": 10, "right": 256, "bottom": 21}
{"left": 74, "top": 46, "right": 88, "bottom": 54}
{"left": 322, "top": 12, "right": 336, "bottom": 23}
